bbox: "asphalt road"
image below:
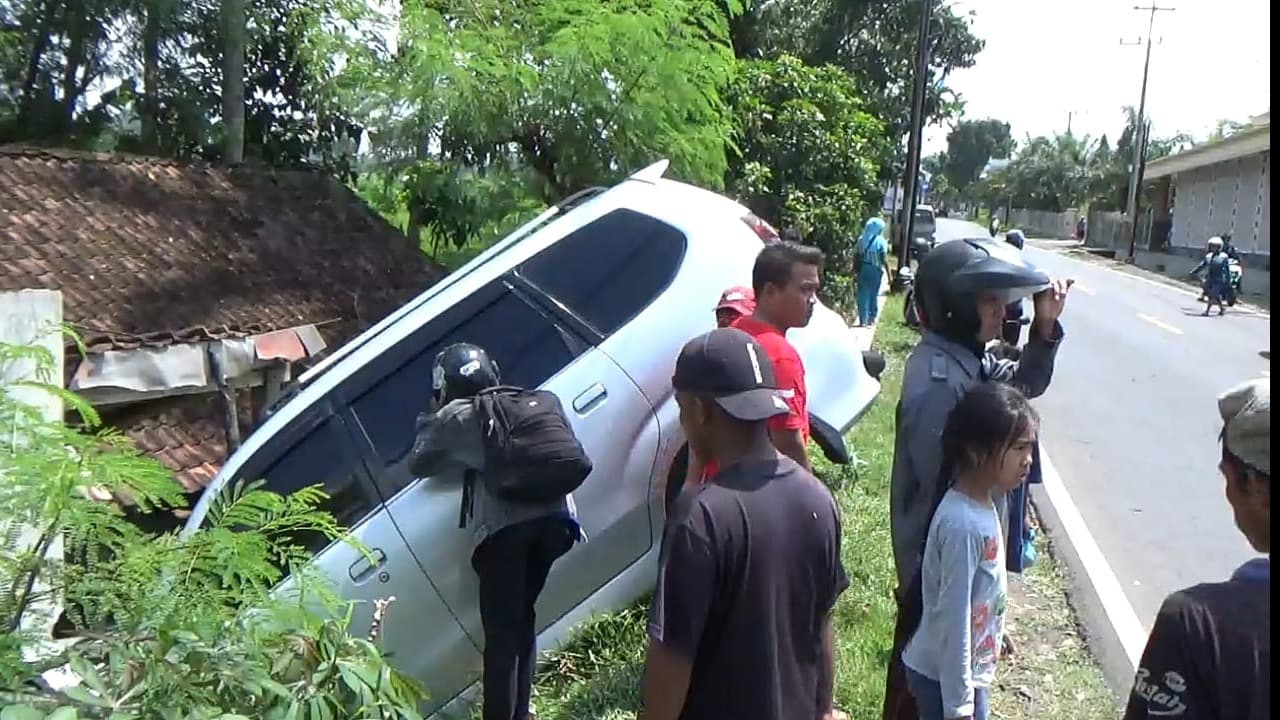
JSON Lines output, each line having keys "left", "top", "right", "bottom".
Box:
{"left": 932, "top": 218, "right": 1271, "bottom": 639}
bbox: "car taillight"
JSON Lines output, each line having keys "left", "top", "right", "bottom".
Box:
{"left": 741, "top": 213, "right": 780, "bottom": 244}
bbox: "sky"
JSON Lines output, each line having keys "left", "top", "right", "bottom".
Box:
{"left": 921, "top": 0, "right": 1271, "bottom": 156}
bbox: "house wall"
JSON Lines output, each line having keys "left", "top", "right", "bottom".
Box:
{"left": 1169, "top": 150, "right": 1271, "bottom": 257}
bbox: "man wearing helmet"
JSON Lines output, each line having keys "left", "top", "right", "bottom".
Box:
{"left": 882, "top": 238, "right": 1072, "bottom": 720}
{"left": 410, "top": 343, "right": 581, "bottom": 720}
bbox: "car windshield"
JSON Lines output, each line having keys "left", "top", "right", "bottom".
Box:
{"left": 915, "top": 210, "right": 934, "bottom": 225}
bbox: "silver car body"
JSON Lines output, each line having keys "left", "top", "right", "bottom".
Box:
{"left": 183, "top": 161, "right": 880, "bottom": 716}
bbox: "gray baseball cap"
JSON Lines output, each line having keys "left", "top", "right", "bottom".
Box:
{"left": 1218, "top": 377, "right": 1270, "bottom": 476}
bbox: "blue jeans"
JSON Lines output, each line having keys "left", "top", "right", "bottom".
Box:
{"left": 857, "top": 265, "right": 884, "bottom": 326}
{"left": 904, "top": 667, "right": 990, "bottom": 720}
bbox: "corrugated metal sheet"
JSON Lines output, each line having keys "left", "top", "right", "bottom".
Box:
{"left": 1169, "top": 153, "right": 1271, "bottom": 255}
{"left": 1258, "top": 153, "right": 1271, "bottom": 255}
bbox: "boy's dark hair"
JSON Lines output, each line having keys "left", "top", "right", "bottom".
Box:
{"left": 752, "top": 241, "right": 825, "bottom": 297}
{"left": 940, "top": 382, "right": 1039, "bottom": 481}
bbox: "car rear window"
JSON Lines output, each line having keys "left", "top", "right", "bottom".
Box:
{"left": 517, "top": 209, "right": 687, "bottom": 336}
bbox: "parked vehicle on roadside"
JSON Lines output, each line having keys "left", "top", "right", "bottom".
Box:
{"left": 182, "top": 160, "right": 884, "bottom": 717}
{"left": 892, "top": 204, "right": 938, "bottom": 255}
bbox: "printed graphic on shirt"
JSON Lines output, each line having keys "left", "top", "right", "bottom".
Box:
{"left": 970, "top": 535, "right": 1007, "bottom": 677}
{"left": 982, "top": 535, "right": 999, "bottom": 562}
{"left": 1131, "top": 667, "right": 1189, "bottom": 717}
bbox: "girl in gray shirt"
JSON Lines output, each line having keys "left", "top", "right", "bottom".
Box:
{"left": 902, "top": 383, "right": 1039, "bottom": 720}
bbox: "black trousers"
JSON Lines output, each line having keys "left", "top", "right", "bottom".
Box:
{"left": 471, "top": 516, "right": 576, "bottom": 720}
{"left": 881, "top": 588, "right": 922, "bottom": 720}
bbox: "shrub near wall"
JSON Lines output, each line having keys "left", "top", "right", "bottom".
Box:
{"left": 0, "top": 338, "right": 427, "bottom": 720}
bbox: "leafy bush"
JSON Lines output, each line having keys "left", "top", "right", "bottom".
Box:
{"left": 726, "top": 55, "right": 889, "bottom": 309}
{"left": 0, "top": 337, "right": 426, "bottom": 719}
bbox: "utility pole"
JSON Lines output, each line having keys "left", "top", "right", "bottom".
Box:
{"left": 1066, "top": 109, "right": 1086, "bottom": 135}
{"left": 1122, "top": 3, "right": 1174, "bottom": 262}
{"left": 899, "top": 0, "right": 932, "bottom": 270}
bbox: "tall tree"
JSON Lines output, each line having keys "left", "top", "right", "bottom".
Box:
{"left": 942, "top": 118, "right": 1013, "bottom": 197}
{"left": 726, "top": 54, "right": 888, "bottom": 303}
{"left": 747, "top": 0, "right": 984, "bottom": 152}
{"left": 308, "top": 0, "right": 741, "bottom": 250}
{"left": 220, "top": 0, "right": 245, "bottom": 164}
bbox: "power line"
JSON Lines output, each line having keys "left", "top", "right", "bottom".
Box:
{"left": 1122, "top": 3, "right": 1175, "bottom": 262}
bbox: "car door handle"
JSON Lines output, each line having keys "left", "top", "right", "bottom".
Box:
{"left": 348, "top": 547, "right": 387, "bottom": 582}
{"left": 572, "top": 383, "right": 607, "bottom": 413}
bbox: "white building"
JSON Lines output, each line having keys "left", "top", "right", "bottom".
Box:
{"left": 1145, "top": 112, "right": 1270, "bottom": 258}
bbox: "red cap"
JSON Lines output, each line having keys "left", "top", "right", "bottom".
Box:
{"left": 715, "top": 285, "right": 756, "bottom": 316}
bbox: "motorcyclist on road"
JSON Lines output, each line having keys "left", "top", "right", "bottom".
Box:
{"left": 1221, "top": 233, "right": 1243, "bottom": 305}
{"left": 881, "top": 237, "right": 1072, "bottom": 720}
{"left": 1190, "top": 237, "right": 1232, "bottom": 316}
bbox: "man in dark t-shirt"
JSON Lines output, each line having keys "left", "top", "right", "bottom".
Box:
{"left": 639, "top": 328, "right": 849, "bottom": 720}
{"left": 1124, "top": 377, "right": 1270, "bottom": 720}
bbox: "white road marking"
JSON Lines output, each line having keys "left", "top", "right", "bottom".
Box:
{"left": 1073, "top": 283, "right": 1097, "bottom": 295}
{"left": 1038, "top": 447, "right": 1148, "bottom": 670}
{"left": 1137, "top": 313, "right": 1184, "bottom": 335}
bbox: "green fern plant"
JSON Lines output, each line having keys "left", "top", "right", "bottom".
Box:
{"left": 0, "top": 337, "right": 427, "bottom": 718}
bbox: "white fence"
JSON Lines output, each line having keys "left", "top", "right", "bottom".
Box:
{"left": 1006, "top": 208, "right": 1084, "bottom": 240}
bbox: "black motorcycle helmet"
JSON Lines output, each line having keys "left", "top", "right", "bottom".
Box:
{"left": 914, "top": 238, "right": 1050, "bottom": 347}
{"left": 432, "top": 343, "right": 501, "bottom": 405}
{"left": 1005, "top": 229, "right": 1026, "bottom": 250}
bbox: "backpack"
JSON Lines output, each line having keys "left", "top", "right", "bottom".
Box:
{"left": 471, "top": 386, "right": 592, "bottom": 504}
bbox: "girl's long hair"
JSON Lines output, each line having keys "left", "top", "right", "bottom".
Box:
{"left": 939, "top": 382, "right": 1040, "bottom": 487}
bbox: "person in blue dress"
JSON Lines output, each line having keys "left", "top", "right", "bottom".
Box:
{"left": 855, "top": 217, "right": 889, "bottom": 327}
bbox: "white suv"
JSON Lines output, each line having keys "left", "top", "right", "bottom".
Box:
{"left": 184, "top": 160, "right": 882, "bottom": 715}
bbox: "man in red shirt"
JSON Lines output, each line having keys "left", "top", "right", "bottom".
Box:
{"left": 689, "top": 241, "right": 823, "bottom": 483}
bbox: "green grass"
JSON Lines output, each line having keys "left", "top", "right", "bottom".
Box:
{"left": 504, "top": 294, "right": 1116, "bottom": 720}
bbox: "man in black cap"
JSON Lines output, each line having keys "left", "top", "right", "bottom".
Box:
{"left": 639, "top": 328, "right": 849, "bottom": 720}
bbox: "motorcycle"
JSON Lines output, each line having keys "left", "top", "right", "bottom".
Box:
{"left": 1228, "top": 257, "right": 1243, "bottom": 305}
{"left": 900, "top": 236, "right": 932, "bottom": 328}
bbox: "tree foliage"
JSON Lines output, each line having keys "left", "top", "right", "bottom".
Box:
{"left": 941, "top": 118, "right": 1013, "bottom": 195}
{"left": 0, "top": 0, "right": 361, "bottom": 172}
{"left": 726, "top": 54, "right": 888, "bottom": 303}
{"left": 967, "top": 107, "right": 1195, "bottom": 212}
{"left": 0, "top": 337, "right": 425, "bottom": 718}
{"left": 748, "top": 0, "right": 984, "bottom": 149}
{"left": 298, "top": 0, "right": 743, "bottom": 253}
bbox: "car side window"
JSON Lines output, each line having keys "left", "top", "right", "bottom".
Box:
{"left": 350, "top": 285, "right": 583, "bottom": 482}
{"left": 240, "top": 416, "right": 376, "bottom": 558}
{"left": 517, "top": 208, "right": 687, "bottom": 336}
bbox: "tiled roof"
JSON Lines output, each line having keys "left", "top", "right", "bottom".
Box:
{"left": 0, "top": 145, "right": 443, "bottom": 352}
{"left": 103, "top": 393, "right": 252, "bottom": 493}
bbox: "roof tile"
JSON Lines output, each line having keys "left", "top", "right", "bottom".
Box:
{"left": 0, "top": 145, "right": 444, "bottom": 351}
